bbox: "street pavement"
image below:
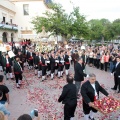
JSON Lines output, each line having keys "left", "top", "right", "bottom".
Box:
{"left": 1, "top": 64, "right": 120, "bottom": 120}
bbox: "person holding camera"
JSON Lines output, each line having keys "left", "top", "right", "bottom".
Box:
{"left": 17, "top": 109, "right": 40, "bottom": 120}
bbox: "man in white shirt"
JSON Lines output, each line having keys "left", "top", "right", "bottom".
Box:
{"left": 111, "top": 56, "right": 120, "bottom": 93}
{"left": 81, "top": 73, "right": 109, "bottom": 120}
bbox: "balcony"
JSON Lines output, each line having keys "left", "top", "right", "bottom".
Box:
{"left": 0, "top": 22, "right": 18, "bottom": 31}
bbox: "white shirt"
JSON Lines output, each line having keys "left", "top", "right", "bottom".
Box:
{"left": 39, "top": 56, "right": 41, "bottom": 61}
{"left": 30, "top": 52, "right": 32, "bottom": 56}
{"left": 17, "top": 62, "right": 22, "bottom": 71}
{"left": 91, "top": 83, "right": 98, "bottom": 98}
{"left": 116, "top": 62, "right": 119, "bottom": 68}
{"left": 6, "top": 59, "right": 9, "bottom": 64}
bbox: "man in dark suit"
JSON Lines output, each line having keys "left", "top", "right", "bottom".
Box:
{"left": 27, "top": 49, "right": 34, "bottom": 70}
{"left": 81, "top": 73, "right": 109, "bottom": 120}
{"left": 16, "top": 51, "right": 24, "bottom": 70}
{"left": 74, "top": 57, "right": 87, "bottom": 98}
{"left": 71, "top": 50, "right": 79, "bottom": 71}
{"left": 111, "top": 56, "right": 120, "bottom": 93}
{"left": 58, "top": 75, "right": 77, "bottom": 120}
{"left": 3, "top": 54, "right": 13, "bottom": 80}
{"left": 81, "top": 51, "right": 87, "bottom": 70}
{"left": 13, "top": 57, "right": 23, "bottom": 88}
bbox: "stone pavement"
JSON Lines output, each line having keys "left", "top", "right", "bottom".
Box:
{"left": 1, "top": 65, "right": 120, "bottom": 120}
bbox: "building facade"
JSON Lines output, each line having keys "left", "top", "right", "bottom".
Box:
{"left": 0, "top": 0, "right": 52, "bottom": 42}
{"left": 0, "top": 0, "right": 18, "bottom": 43}
{"left": 10, "top": 0, "right": 52, "bottom": 41}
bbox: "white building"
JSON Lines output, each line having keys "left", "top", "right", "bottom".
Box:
{"left": 10, "top": 0, "right": 52, "bottom": 41}
{"left": 0, "top": 0, "right": 52, "bottom": 42}
{"left": 0, "top": 0, "right": 18, "bottom": 43}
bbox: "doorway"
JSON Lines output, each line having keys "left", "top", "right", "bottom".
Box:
{"left": 11, "top": 33, "right": 14, "bottom": 42}
{"left": 2, "top": 32, "right": 7, "bottom": 42}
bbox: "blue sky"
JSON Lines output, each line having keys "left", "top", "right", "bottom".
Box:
{"left": 54, "top": 0, "right": 120, "bottom": 22}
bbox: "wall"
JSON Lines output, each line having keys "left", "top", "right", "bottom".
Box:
{"left": 0, "top": 0, "right": 18, "bottom": 42}
{"left": 14, "top": 1, "right": 51, "bottom": 39}
{"left": 0, "top": 0, "right": 16, "bottom": 23}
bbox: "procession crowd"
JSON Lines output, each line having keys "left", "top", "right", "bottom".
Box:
{"left": 0, "top": 40, "right": 120, "bottom": 120}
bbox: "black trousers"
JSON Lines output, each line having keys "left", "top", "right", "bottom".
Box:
{"left": 65, "top": 64, "right": 70, "bottom": 70}
{"left": 28, "top": 59, "right": 33, "bottom": 66}
{"left": 118, "top": 78, "right": 120, "bottom": 91}
{"left": 93, "top": 59, "right": 97, "bottom": 67}
{"left": 100, "top": 63, "right": 104, "bottom": 70}
{"left": 96, "top": 59, "right": 100, "bottom": 69}
{"left": 104, "top": 62, "right": 108, "bottom": 71}
{"left": 15, "top": 73, "right": 22, "bottom": 83}
{"left": 64, "top": 103, "right": 77, "bottom": 120}
{"left": 58, "top": 65, "right": 64, "bottom": 71}
{"left": 38, "top": 64, "right": 42, "bottom": 71}
{"left": 51, "top": 65, "right": 55, "bottom": 73}
{"left": 89, "top": 58, "right": 93, "bottom": 64}
{"left": 42, "top": 66, "right": 47, "bottom": 76}
{"left": 6, "top": 66, "right": 12, "bottom": 73}
{"left": 47, "top": 64, "right": 51, "bottom": 71}
{"left": 113, "top": 75, "right": 118, "bottom": 90}
{"left": 83, "top": 100, "right": 97, "bottom": 114}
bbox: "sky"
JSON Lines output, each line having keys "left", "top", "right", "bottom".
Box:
{"left": 54, "top": 0, "right": 120, "bottom": 22}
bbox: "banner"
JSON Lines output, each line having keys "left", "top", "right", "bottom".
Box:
{"left": 8, "top": 51, "right": 16, "bottom": 58}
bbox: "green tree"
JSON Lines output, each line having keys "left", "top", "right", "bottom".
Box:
{"left": 88, "top": 19, "right": 103, "bottom": 40}
{"left": 112, "top": 19, "right": 120, "bottom": 38}
{"left": 88, "top": 19, "right": 114, "bottom": 41}
{"left": 32, "top": 3, "right": 89, "bottom": 40}
{"left": 70, "top": 7, "right": 89, "bottom": 39}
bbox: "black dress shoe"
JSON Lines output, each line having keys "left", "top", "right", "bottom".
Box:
{"left": 89, "top": 116, "right": 95, "bottom": 120}
{"left": 111, "top": 88, "right": 117, "bottom": 90}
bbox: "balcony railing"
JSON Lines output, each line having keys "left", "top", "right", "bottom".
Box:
{"left": 0, "top": 22, "right": 18, "bottom": 31}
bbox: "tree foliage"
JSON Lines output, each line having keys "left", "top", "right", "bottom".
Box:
{"left": 88, "top": 18, "right": 120, "bottom": 41}
{"left": 32, "top": 3, "right": 89, "bottom": 39}
{"left": 32, "top": 2, "right": 120, "bottom": 41}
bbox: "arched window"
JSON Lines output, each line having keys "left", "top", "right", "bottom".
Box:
{"left": 2, "top": 32, "right": 8, "bottom": 43}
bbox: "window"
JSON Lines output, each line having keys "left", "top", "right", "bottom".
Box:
{"left": 23, "top": 4, "right": 29, "bottom": 15}
{"left": 3, "top": 17, "right": 5, "bottom": 22}
{"left": 10, "top": 19, "right": 12, "bottom": 24}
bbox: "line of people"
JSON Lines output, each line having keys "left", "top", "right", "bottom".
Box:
{"left": 0, "top": 43, "right": 73, "bottom": 88}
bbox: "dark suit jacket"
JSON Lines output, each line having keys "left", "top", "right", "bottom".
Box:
{"left": 81, "top": 80, "right": 109, "bottom": 104}
{"left": 58, "top": 83, "right": 77, "bottom": 105}
{"left": 112, "top": 62, "right": 120, "bottom": 77}
{"left": 50, "top": 56, "right": 55, "bottom": 67}
{"left": 26, "top": 52, "right": 35, "bottom": 60}
{"left": 34, "top": 55, "right": 39, "bottom": 65}
{"left": 74, "top": 62, "right": 87, "bottom": 81}
{"left": 64, "top": 54, "right": 69, "bottom": 63}
{"left": 3, "top": 58, "right": 12, "bottom": 67}
{"left": 13, "top": 61, "right": 22, "bottom": 73}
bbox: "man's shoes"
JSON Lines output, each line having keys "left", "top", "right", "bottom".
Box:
{"left": 111, "top": 88, "right": 117, "bottom": 90}
{"left": 118, "top": 91, "right": 120, "bottom": 93}
{"left": 89, "top": 116, "right": 95, "bottom": 120}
